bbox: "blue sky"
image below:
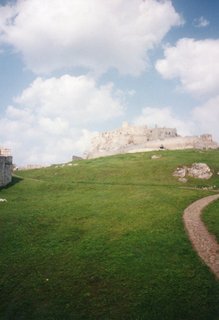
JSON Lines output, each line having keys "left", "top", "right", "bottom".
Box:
{"left": 0, "top": 0, "right": 219, "bottom": 165}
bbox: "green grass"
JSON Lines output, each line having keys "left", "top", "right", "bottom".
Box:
{"left": 203, "top": 197, "right": 219, "bottom": 242}
{"left": 0, "top": 149, "right": 219, "bottom": 319}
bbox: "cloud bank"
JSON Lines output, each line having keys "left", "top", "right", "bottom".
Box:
{"left": 0, "top": 0, "right": 182, "bottom": 75}
{"left": 155, "top": 37, "right": 219, "bottom": 141}
{"left": 133, "top": 106, "right": 193, "bottom": 136}
{"left": 0, "top": 75, "right": 124, "bottom": 165}
{"left": 192, "top": 96, "right": 219, "bottom": 141}
{"left": 156, "top": 38, "right": 219, "bottom": 97}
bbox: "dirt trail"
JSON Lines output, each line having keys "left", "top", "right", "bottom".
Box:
{"left": 183, "top": 194, "right": 219, "bottom": 279}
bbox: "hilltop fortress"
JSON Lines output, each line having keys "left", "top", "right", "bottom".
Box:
{"left": 0, "top": 148, "right": 13, "bottom": 187}
{"left": 86, "top": 122, "right": 218, "bottom": 159}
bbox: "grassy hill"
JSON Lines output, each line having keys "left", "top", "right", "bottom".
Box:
{"left": 0, "top": 149, "right": 219, "bottom": 320}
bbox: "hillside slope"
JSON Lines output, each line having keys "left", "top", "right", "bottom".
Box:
{"left": 0, "top": 149, "right": 219, "bottom": 320}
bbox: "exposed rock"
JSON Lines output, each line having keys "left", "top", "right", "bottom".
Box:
{"left": 173, "top": 167, "right": 187, "bottom": 178}
{"left": 178, "top": 177, "right": 188, "bottom": 183}
{"left": 173, "top": 163, "right": 213, "bottom": 182}
{"left": 187, "top": 163, "right": 212, "bottom": 179}
{"left": 151, "top": 155, "right": 161, "bottom": 159}
{"left": 202, "top": 186, "right": 214, "bottom": 191}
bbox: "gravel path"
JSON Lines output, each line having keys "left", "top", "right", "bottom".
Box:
{"left": 183, "top": 194, "right": 219, "bottom": 279}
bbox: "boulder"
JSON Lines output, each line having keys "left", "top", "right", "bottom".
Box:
{"left": 151, "top": 155, "right": 161, "bottom": 160}
{"left": 173, "top": 162, "right": 213, "bottom": 182}
{"left": 173, "top": 167, "right": 187, "bottom": 178}
{"left": 187, "top": 163, "right": 212, "bottom": 179}
{"left": 178, "top": 177, "right": 188, "bottom": 183}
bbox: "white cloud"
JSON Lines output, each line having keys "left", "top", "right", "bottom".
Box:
{"left": 192, "top": 96, "right": 219, "bottom": 141}
{"left": 156, "top": 38, "right": 219, "bottom": 96}
{"left": 193, "top": 16, "right": 209, "bottom": 28}
{"left": 133, "top": 106, "right": 193, "bottom": 136}
{"left": 0, "top": 0, "right": 182, "bottom": 75}
{"left": 0, "top": 75, "right": 124, "bottom": 165}
{"left": 127, "top": 90, "right": 136, "bottom": 97}
{"left": 14, "top": 75, "right": 123, "bottom": 124}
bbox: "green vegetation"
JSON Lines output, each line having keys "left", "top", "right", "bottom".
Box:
{"left": 0, "top": 149, "right": 219, "bottom": 320}
{"left": 203, "top": 197, "right": 219, "bottom": 242}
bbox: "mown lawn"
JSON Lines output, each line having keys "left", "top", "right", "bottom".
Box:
{"left": 203, "top": 197, "right": 219, "bottom": 243}
{"left": 0, "top": 150, "right": 219, "bottom": 319}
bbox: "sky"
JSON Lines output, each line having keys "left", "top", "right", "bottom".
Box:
{"left": 0, "top": 0, "right": 219, "bottom": 166}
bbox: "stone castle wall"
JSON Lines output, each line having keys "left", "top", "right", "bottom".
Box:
{"left": 86, "top": 123, "right": 218, "bottom": 159}
{"left": 0, "top": 156, "right": 13, "bottom": 187}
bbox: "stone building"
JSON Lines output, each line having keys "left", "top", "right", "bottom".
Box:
{"left": 86, "top": 122, "right": 218, "bottom": 159}
{"left": 0, "top": 148, "right": 13, "bottom": 187}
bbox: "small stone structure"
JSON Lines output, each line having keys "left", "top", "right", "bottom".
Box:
{"left": 86, "top": 122, "right": 218, "bottom": 159}
{"left": 72, "top": 155, "right": 83, "bottom": 161}
{"left": 0, "top": 148, "right": 13, "bottom": 187}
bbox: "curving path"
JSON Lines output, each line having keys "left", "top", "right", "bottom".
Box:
{"left": 183, "top": 194, "right": 219, "bottom": 279}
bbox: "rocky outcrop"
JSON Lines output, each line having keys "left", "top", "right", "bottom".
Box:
{"left": 173, "top": 167, "right": 188, "bottom": 182}
{"left": 86, "top": 122, "right": 218, "bottom": 159}
{"left": 187, "top": 163, "right": 213, "bottom": 179}
{"left": 173, "top": 163, "right": 213, "bottom": 182}
{"left": 151, "top": 155, "right": 162, "bottom": 160}
{"left": 0, "top": 156, "right": 13, "bottom": 187}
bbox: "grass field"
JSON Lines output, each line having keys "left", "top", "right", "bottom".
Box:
{"left": 0, "top": 149, "right": 219, "bottom": 320}
{"left": 203, "top": 198, "right": 219, "bottom": 243}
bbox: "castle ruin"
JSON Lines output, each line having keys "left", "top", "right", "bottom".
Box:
{"left": 86, "top": 122, "right": 218, "bottom": 159}
{"left": 0, "top": 148, "right": 13, "bottom": 187}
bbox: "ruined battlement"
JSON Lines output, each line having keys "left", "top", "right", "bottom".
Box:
{"left": 86, "top": 123, "right": 218, "bottom": 159}
{"left": 0, "top": 148, "right": 13, "bottom": 187}
{"left": 99, "top": 122, "right": 178, "bottom": 141}
{"left": 0, "top": 148, "right": 11, "bottom": 156}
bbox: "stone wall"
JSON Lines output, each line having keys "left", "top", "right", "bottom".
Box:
{"left": 0, "top": 156, "right": 13, "bottom": 187}
{"left": 86, "top": 123, "right": 218, "bottom": 159}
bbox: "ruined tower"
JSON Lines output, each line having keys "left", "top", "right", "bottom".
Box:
{"left": 0, "top": 148, "right": 13, "bottom": 187}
